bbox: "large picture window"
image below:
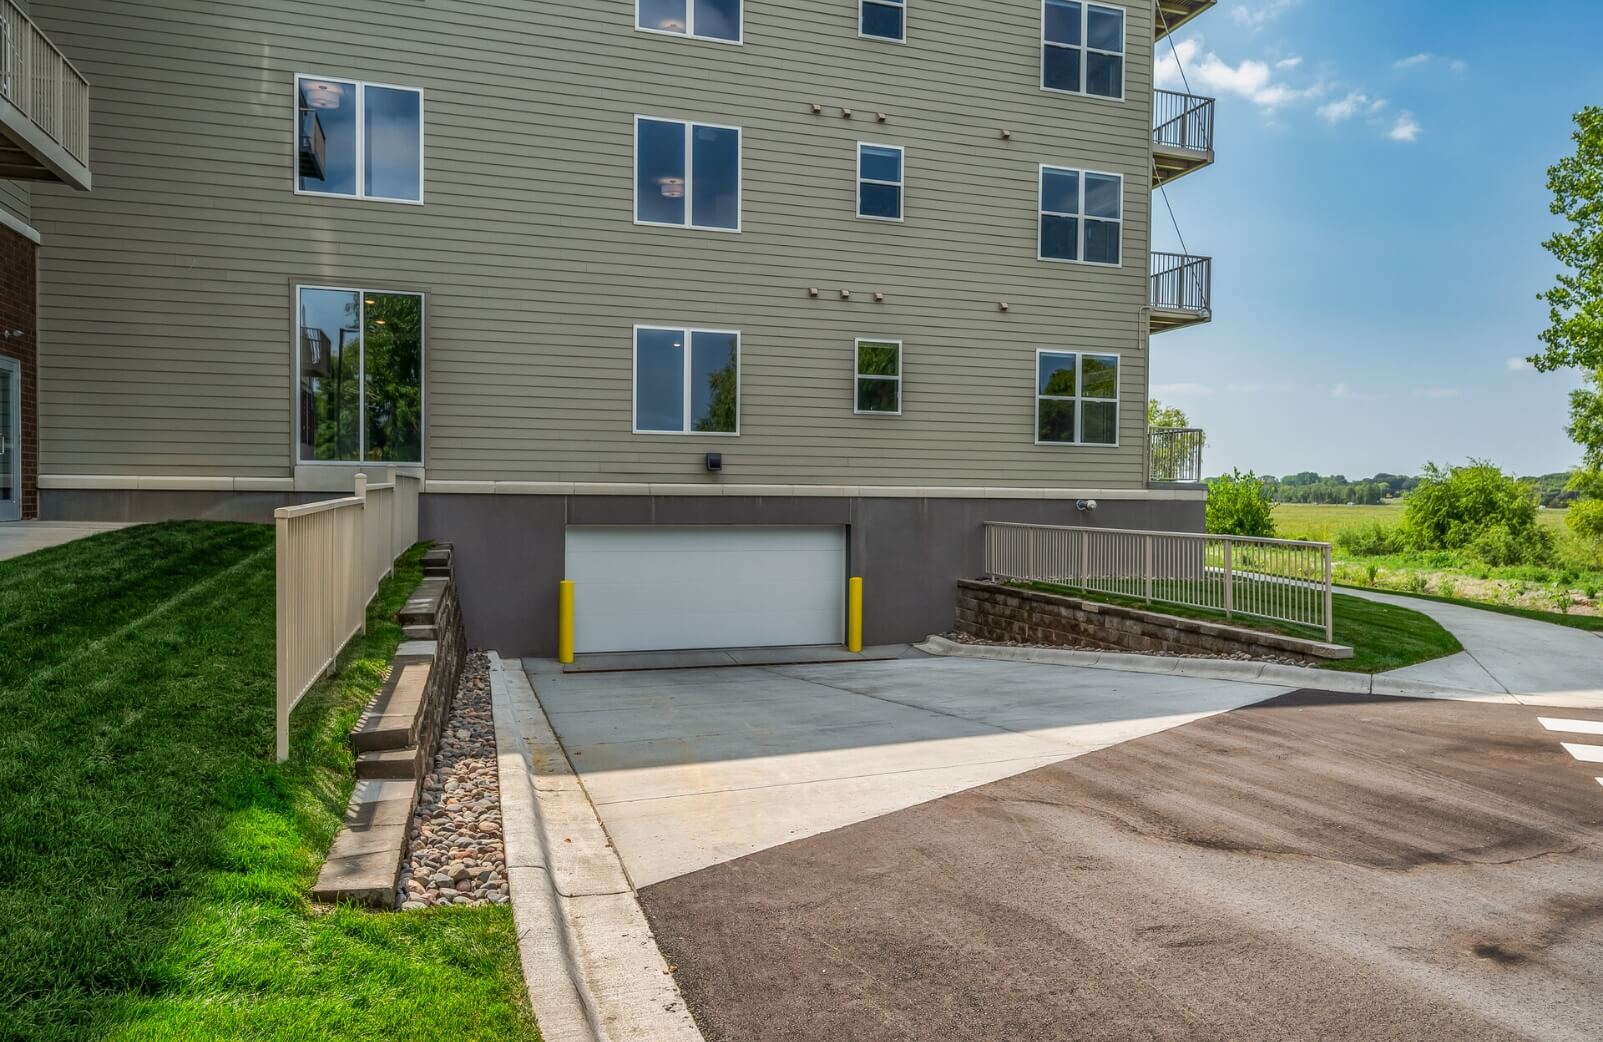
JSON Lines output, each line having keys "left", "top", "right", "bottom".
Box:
{"left": 296, "top": 75, "right": 423, "bottom": 203}
{"left": 297, "top": 286, "right": 424, "bottom": 463}
{"left": 635, "top": 117, "right": 742, "bottom": 231}
{"left": 1039, "top": 165, "right": 1122, "bottom": 265}
{"left": 637, "top": 0, "right": 742, "bottom": 43}
{"left": 1042, "top": 0, "right": 1125, "bottom": 99}
{"left": 634, "top": 326, "right": 740, "bottom": 434}
{"left": 1036, "top": 350, "right": 1119, "bottom": 445}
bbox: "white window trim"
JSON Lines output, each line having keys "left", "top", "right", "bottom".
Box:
{"left": 634, "top": 116, "right": 744, "bottom": 234}
{"left": 293, "top": 283, "right": 427, "bottom": 466}
{"left": 1037, "top": 163, "right": 1123, "bottom": 267}
{"left": 1038, "top": 0, "right": 1126, "bottom": 102}
{"left": 853, "top": 338, "right": 904, "bottom": 417}
{"left": 293, "top": 74, "right": 425, "bottom": 205}
{"left": 632, "top": 324, "right": 743, "bottom": 436}
{"left": 634, "top": 0, "right": 745, "bottom": 46}
{"left": 857, "top": 142, "right": 905, "bottom": 222}
{"left": 859, "top": 0, "right": 908, "bottom": 42}
{"left": 1034, "top": 349, "right": 1120, "bottom": 447}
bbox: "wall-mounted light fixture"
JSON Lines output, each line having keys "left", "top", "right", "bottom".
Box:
{"left": 1075, "top": 499, "right": 1098, "bottom": 512}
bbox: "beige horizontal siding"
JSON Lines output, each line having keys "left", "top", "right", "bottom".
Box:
{"left": 33, "top": 0, "right": 1170, "bottom": 487}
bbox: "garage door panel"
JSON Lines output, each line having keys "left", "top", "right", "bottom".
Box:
{"left": 566, "top": 526, "right": 848, "bottom": 653}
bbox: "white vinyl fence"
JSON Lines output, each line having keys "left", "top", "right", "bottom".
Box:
{"left": 984, "top": 522, "right": 1335, "bottom": 642}
{"left": 274, "top": 472, "right": 422, "bottom": 761}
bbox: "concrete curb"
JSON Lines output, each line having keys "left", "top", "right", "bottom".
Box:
{"left": 914, "top": 635, "right": 1548, "bottom": 706}
{"left": 488, "top": 652, "right": 704, "bottom": 1042}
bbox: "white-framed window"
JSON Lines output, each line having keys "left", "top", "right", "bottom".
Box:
{"left": 858, "top": 143, "right": 904, "bottom": 221}
{"left": 634, "top": 325, "right": 740, "bottom": 435}
{"left": 635, "top": 117, "right": 742, "bottom": 232}
{"left": 296, "top": 285, "right": 425, "bottom": 463}
{"left": 295, "top": 75, "right": 424, "bottom": 204}
{"left": 1039, "top": 165, "right": 1122, "bottom": 265}
{"left": 1041, "top": 0, "right": 1125, "bottom": 100}
{"left": 637, "top": 0, "right": 742, "bottom": 43}
{"left": 861, "top": 0, "right": 906, "bottom": 41}
{"left": 1036, "top": 350, "right": 1119, "bottom": 445}
{"left": 854, "top": 339, "right": 902, "bottom": 415}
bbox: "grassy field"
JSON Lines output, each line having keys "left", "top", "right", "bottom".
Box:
{"left": 1020, "top": 582, "right": 1462, "bottom": 674}
{"left": 0, "top": 522, "right": 538, "bottom": 1042}
{"left": 1271, "top": 502, "right": 1572, "bottom": 543}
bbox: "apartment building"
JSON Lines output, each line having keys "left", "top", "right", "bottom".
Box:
{"left": 7, "top": 0, "right": 1219, "bottom": 654}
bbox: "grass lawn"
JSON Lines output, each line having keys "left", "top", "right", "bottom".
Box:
{"left": 1333, "top": 582, "right": 1603, "bottom": 634}
{"left": 1271, "top": 502, "right": 1574, "bottom": 543}
{"left": 1020, "top": 581, "right": 1463, "bottom": 674}
{"left": 0, "top": 521, "right": 538, "bottom": 1042}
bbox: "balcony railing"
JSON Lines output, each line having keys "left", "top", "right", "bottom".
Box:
{"left": 1150, "top": 252, "right": 1211, "bottom": 331}
{"left": 0, "top": 0, "right": 90, "bottom": 182}
{"left": 1149, "top": 427, "right": 1205, "bottom": 484}
{"left": 1154, "top": 90, "right": 1214, "bottom": 154}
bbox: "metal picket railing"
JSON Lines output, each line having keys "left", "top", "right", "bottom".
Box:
{"left": 1153, "top": 89, "right": 1214, "bottom": 153}
{"left": 984, "top": 522, "right": 1334, "bottom": 641}
{"left": 0, "top": 0, "right": 90, "bottom": 164}
{"left": 274, "top": 472, "right": 422, "bottom": 761}
{"left": 1149, "top": 427, "right": 1205, "bottom": 483}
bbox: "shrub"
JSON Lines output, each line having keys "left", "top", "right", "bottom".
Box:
{"left": 1438, "top": 578, "right": 1457, "bottom": 598}
{"left": 1402, "top": 573, "right": 1427, "bottom": 593}
{"left": 1569, "top": 499, "right": 1603, "bottom": 559}
{"left": 1335, "top": 521, "right": 1398, "bottom": 557}
{"left": 1364, "top": 564, "right": 1379, "bottom": 586}
{"left": 1206, "top": 469, "right": 1276, "bottom": 537}
{"left": 1400, "top": 461, "right": 1555, "bottom": 565}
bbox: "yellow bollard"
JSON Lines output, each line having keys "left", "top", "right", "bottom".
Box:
{"left": 847, "top": 576, "right": 864, "bottom": 653}
{"left": 558, "top": 580, "right": 575, "bottom": 664}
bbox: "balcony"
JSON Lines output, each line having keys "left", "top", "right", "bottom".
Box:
{"left": 0, "top": 0, "right": 90, "bottom": 190}
{"left": 1150, "top": 252, "right": 1211, "bottom": 333}
{"left": 1154, "top": 0, "right": 1216, "bottom": 41}
{"left": 1153, "top": 90, "right": 1214, "bottom": 187}
{"left": 1149, "top": 427, "right": 1205, "bottom": 485}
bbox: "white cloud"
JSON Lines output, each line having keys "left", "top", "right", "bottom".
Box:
{"left": 1394, "top": 53, "right": 1433, "bottom": 69}
{"left": 1227, "top": 382, "right": 1296, "bottom": 394}
{"left": 1156, "top": 38, "right": 1323, "bottom": 111}
{"left": 1153, "top": 382, "right": 1215, "bottom": 397}
{"left": 1394, "top": 53, "right": 1468, "bottom": 74}
{"left": 1506, "top": 356, "right": 1532, "bottom": 371}
{"left": 1275, "top": 55, "right": 1303, "bottom": 70}
{"left": 1332, "top": 383, "right": 1378, "bottom": 401}
{"left": 1412, "top": 387, "right": 1462, "bottom": 400}
{"left": 1231, "top": 0, "right": 1300, "bottom": 31}
{"left": 1389, "top": 112, "right": 1422, "bottom": 142}
{"left": 1317, "top": 91, "right": 1371, "bottom": 122}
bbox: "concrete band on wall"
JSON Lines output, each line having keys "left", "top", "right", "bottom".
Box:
{"left": 40, "top": 488, "right": 1205, "bottom": 657}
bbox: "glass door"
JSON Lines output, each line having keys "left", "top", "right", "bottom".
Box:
{"left": 0, "top": 357, "right": 18, "bottom": 522}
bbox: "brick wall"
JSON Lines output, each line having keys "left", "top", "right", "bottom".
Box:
{"left": 0, "top": 225, "right": 36, "bottom": 519}
{"left": 955, "top": 580, "right": 1350, "bottom": 665}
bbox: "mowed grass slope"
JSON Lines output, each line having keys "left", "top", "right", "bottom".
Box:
{"left": 0, "top": 522, "right": 537, "bottom": 1042}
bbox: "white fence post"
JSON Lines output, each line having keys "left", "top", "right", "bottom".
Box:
{"left": 274, "top": 511, "right": 292, "bottom": 764}
{"left": 1324, "top": 546, "right": 1335, "bottom": 643}
{"left": 1144, "top": 534, "right": 1154, "bottom": 604}
{"left": 1222, "top": 540, "right": 1234, "bottom": 621}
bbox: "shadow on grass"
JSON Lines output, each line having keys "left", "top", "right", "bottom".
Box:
{"left": 0, "top": 521, "right": 537, "bottom": 1042}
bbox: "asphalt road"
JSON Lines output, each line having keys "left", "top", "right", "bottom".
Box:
{"left": 640, "top": 690, "right": 1603, "bottom": 1041}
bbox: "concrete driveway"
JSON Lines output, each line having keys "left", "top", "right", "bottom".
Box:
{"left": 0, "top": 520, "right": 129, "bottom": 561}
{"left": 521, "top": 653, "right": 1290, "bottom": 887}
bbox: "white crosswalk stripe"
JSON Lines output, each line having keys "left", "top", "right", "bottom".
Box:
{"left": 1559, "top": 742, "right": 1603, "bottom": 764}
{"left": 1538, "top": 717, "right": 1603, "bottom": 736}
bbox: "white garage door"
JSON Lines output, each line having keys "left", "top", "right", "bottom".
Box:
{"left": 565, "top": 526, "right": 847, "bottom": 654}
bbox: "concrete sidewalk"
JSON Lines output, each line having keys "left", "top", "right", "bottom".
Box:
{"left": 0, "top": 521, "right": 130, "bottom": 562}
{"left": 522, "top": 655, "right": 1288, "bottom": 887}
{"left": 1344, "top": 586, "right": 1603, "bottom": 696}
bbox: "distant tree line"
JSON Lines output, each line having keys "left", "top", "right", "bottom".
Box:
{"left": 1216, "top": 471, "right": 1582, "bottom": 508}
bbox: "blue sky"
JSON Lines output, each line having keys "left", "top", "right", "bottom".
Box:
{"left": 1147, "top": 0, "right": 1603, "bottom": 479}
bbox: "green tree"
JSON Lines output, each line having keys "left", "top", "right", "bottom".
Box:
{"left": 1398, "top": 461, "right": 1554, "bottom": 565}
{"left": 1206, "top": 470, "right": 1276, "bottom": 537}
{"left": 693, "top": 359, "right": 738, "bottom": 433}
{"left": 1147, "top": 399, "right": 1190, "bottom": 429}
{"left": 1533, "top": 107, "right": 1603, "bottom": 469}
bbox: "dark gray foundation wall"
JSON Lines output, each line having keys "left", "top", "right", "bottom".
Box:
{"left": 421, "top": 493, "right": 1205, "bottom": 657}
{"left": 41, "top": 487, "right": 1204, "bottom": 657}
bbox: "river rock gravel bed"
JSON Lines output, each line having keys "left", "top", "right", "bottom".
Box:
{"left": 396, "top": 651, "right": 510, "bottom": 909}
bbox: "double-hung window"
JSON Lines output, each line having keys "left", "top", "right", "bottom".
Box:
{"left": 1039, "top": 165, "right": 1122, "bottom": 265}
{"left": 297, "top": 286, "right": 425, "bottom": 463}
{"left": 634, "top": 326, "right": 740, "bottom": 434}
{"left": 637, "top": 0, "right": 742, "bottom": 43}
{"left": 861, "top": 0, "right": 906, "bottom": 41}
{"left": 296, "top": 75, "right": 423, "bottom": 203}
{"left": 854, "top": 340, "right": 902, "bottom": 415}
{"left": 1036, "top": 351, "right": 1119, "bottom": 445}
{"left": 636, "top": 117, "right": 742, "bottom": 231}
{"left": 858, "top": 143, "right": 904, "bottom": 220}
{"left": 1042, "top": 0, "right": 1125, "bottom": 99}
